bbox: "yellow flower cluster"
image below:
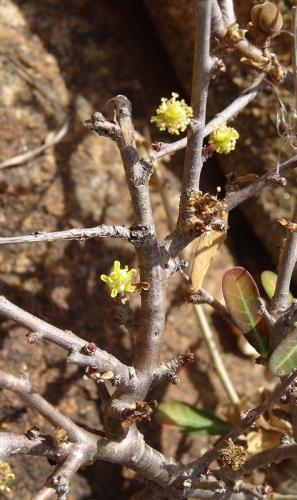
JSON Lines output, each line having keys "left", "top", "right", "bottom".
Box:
{"left": 0, "top": 461, "right": 15, "bottom": 495}
{"left": 151, "top": 92, "right": 193, "bottom": 135}
{"left": 227, "top": 23, "right": 247, "bottom": 42}
{"left": 209, "top": 123, "right": 239, "bottom": 154}
{"left": 101, "top": 261, "right": 137, "bottom": 298}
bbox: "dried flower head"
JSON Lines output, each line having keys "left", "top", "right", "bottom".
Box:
{"left": 220, "top": 438, "right": 248, "bottom": 471}
{"left": 188, "top": 192, "right": 227, "bottom": 226}
{"left": 0, "top": 461, "right": 15, "bottom": 495}
{"left": 151, "top": 92, "right": 193, "bottom": 135}
{"left": 101, "top": 260, "right": 137, "bottom": 298}
{"left": 209, "top": 123, "right": 239, "bottom": 154}
{"left": 50, "top": 427, "right": 69, "bottom": 449}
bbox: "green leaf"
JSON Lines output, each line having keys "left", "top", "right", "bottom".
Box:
{"left": 269, "top": 328, "right": 297, "bottom": 375}
{"left": 222, "top": 267, "right": 269, "bottom": 357}
{"left": 157, "top": 401, "right": 231, "bottom": 436}
{"left": 261, "top": 270, "right": 293, "bottom": 303}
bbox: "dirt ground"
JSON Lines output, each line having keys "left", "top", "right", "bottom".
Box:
{"left": 0, "top": 1, "right": 284, "bottom": 498}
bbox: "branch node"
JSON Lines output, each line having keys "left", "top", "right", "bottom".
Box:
{"left": 166, "top": 258, "right": 189, "bottom": 276}
{"left": 51, "top": 473, "right": 69, "bottom": 500}
{"left": 121, "top": 400, "right": 158, "bottom": 428}
{"left": 82, "top": 342, "right": 97, "bottom": 355}
{"left": 267, "top": 173, "right": 287, "bottom": 186}
{"left": 153, "top": 352, "right": 195, "bottom": 386}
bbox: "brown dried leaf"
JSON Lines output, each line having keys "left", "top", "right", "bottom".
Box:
{"left": 191, "top": 213, "right": 228, "bottom": 291}
{"left": 246, "top": 428, "right": 282, "bottom": 454}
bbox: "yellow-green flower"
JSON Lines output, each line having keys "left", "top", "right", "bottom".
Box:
{"left": 100, "top": 261, "right": 137, "bottom": 298}
{"left": 209, "top": 123, "right": 239, "bottom": 154}
{"left": 151, "top": 92, "right": 193, "bottom": 135}
{"left": 0, "top": 461, "right": 15, "bottom": 495}
{"left": 227, "top": 23, "right": 247, "bottom": 42}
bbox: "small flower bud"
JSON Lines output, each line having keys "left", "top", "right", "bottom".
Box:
{"left": 251, "top": 2, "right": 283, "bottom": 34}
{"left": 82, "top": 342, "right": 97, "bottom": 355}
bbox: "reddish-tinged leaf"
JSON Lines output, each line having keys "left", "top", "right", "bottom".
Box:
{"left": 222, "top": 267, "right": 269, "bottom": 357}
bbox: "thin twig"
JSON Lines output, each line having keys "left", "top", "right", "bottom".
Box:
{"left": 225, "top": 155, "right": 297, "bottom": 211}
{"left": 0, "top": 224, "right": 146, "bottom": 245}
{"left": 0, "top": 370, "right": 90, "bottom": 444}
{"left": 185, "top": 369, "right": 297, "bottom": 478}
{"left": 0, "top": 296, "right": 134, "bottom": 387}
{"left": 271, "top": 197, "right": 297, "bottom": 314}
{"left": 0, "top": 224, "right": 138, "bottom": 246}
{"left": 270, "top": 9, "right": 297, "bottom": 314}
{"left": 0, "top": 122, "right": 69, "bottom": 170}
{"left": 187, "top": 288, "right": 231, "bottom": 321}
{"left": 164, "top": 154, "right": 297, "bottom": 260}
{"left": 193, "top": 304, "right": 240, "bottom": 408}
{"left": 292, "top": 7, "right": 297, "bottom": 117}
{"left": 33, "top": 449, "right": 87, "bottom": 500}
{"left": 0, "top": 432, "right": 70, "bottom": 461}
{"left": 177, "top": 0, "right": 212, "bottom": 227}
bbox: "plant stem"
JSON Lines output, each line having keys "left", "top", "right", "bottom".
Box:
{"left": 193, "top": 304, "right": 240, "bottom": 408}
{"left": 292, "top": 7, "right": 297, "bottom": 117}
{"left": 178, "top": 0, "right": 212, "bottom": 227}
{"left": 271, "top": 202, "right": 297, "bottom": 313}
{"left": 0, "top": 224, "right": 136, "bottom": 246}
{"left": 186, "top": 369, "right": 297, "bottom": 477}
{"left": 150, "top": 147, "right": 240, "bottom": 409}
{"left": 219, "top": 0, "right": 236, "bottom": 26}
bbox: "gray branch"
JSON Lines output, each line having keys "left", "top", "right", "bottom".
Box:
{"left": 0, "top": 296, "right": 134, "bottom": 389}
{"left": 218, "top": 0, "right": 236, "bottom": 27}
{"left": 225, "top": 155, "right": 297, "bottom": 211}
{"left": 178, "top": 0, "right": 212, "bottom": 227}
{"left": 106, "top": 96, "right": 167, "bottom": 399}
{"left": 0, "top": 224, "right": 138, "bottom": 246}
{"left": 183, "top": 370, "right": 297, "bottom": 479}
{"left": 0, "top": 432, "right": 70, "bottom": 462}
{"left": 271, "top": 195, "right": 297, "bottom": 314}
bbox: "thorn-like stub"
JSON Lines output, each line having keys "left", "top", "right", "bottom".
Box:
{"left": 90, "top": 111, "right": 105, "bottom": 123}
{"left": 106, "top": 95, "right": 132, "bottom": 118}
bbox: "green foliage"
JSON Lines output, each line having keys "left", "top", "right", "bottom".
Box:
{"left": 157, "top": 401, "right": 231, "bottom": 436}
{"left": 269, "top": 328, "right": 297, "bottom": 375}
{"left": 222, "top": 267, "right": 269, "bottom": 357}
{"left": 261, "top": 270, "right": 293, "bottom": 303}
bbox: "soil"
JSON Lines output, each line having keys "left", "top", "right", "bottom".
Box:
{"left": 0, "top": 1, "right": 282, "bottom": 499}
